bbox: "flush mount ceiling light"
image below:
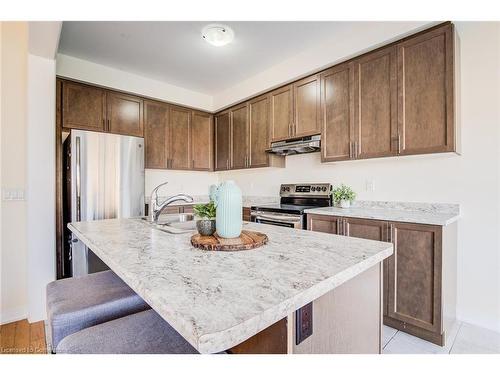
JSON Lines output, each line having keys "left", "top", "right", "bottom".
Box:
{"left": 201, "top": 24, "right": 234, "bottom": 47}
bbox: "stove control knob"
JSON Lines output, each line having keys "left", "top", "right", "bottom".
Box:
{"left": 311, "top": 186, "right": 316, "bottom": 192}
{"left": 322, "top": 186, "right": 327, "bottom": 192}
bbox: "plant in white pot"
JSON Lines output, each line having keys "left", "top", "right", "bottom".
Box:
{"left": 332, "top": 184, "right": 356, "bottom": 208}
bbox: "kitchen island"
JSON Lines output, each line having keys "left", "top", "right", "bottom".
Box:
{"left": 68, "top": 219, "right": 393, "bottom": 354}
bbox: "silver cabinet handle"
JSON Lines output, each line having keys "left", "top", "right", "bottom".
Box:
{"left": 398, "top": 134, "right": 401, "bottom": 154}
{"left": 349, "top": 141, "right": 353, "bottom": 159}
{"left": 75, "top": 136, "right": 81, "bottom": 221}
{"left": 389, "top": 223, "right": 394, "bottom": 243}
{"left": 337, "top": 218, "right": 342, "bottom": 235}
{"left": 343, "top": 219, "right": 349, "bottom": 236}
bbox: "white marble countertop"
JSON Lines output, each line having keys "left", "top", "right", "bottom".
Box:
{"left": 305, "top": 201, "right": 460, "bottom": 226}
{"left": 68, "top": 219, "right": 392, "bottom": 353}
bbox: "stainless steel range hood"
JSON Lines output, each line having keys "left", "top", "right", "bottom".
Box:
{"left": 266, "top": 135, "right": 321, "bottom": 156}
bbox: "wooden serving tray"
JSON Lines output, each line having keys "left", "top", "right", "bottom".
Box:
{"left": 191, "top": 230, "right": 268, "bottom": 251}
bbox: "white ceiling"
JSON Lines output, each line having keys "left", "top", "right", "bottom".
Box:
{"left": 58, "top": 21, "right": 354, "bottom": 95}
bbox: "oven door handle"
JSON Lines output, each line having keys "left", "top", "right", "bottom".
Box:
{"left": 252, "top": 213, "right": 302, "bottom": 223}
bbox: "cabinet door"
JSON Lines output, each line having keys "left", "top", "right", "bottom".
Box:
{"left": 62, "top": 81, "right": 106, "bottom": 131}
{"left": 353, "top": 46, "right": 398, "bottom": 159}
{"left": 144, "top": 101, "right": 169, "bottom": 169}
{"left": 320, "top": 63, "right": 354, "bottom": 162}
{"left": 270, "top": 85, "right": 293, "bottom": 142}
{"left": 56, "top": 79, "right": 62, "bottom": 128}
{"left": 293, "top": 75, "right": 320, "bottom": 137}
{"left": 397, "top": 24, "right": 454, "bottom": 155}
{"left": 191, "top": 111, "right": 213, "bottom": 171}
{"left": 215, "top": 112, "right": 231, "bottom": 171}
{"left": 342, "top": 217, "right": 389, "bottom": 316}
{"left": 248, "top": 95, "right": 270, "bottom": 168}
{"left": 387, "top": 222, "right": 442, "bottom": 334}
{"left": 230, "top": 104, "right": 249, "bottom": 170}
{"left": 106, "top": 92, "right": 144, "bottom": 137}
{"left": 307, "top": 214, "right": 341, "bottom": 234}
{"left": 168, "top": 106, "right": 191, "bottom": 170}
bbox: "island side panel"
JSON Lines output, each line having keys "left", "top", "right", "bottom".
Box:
{"left": 292, "top": 263, "right": 382, "bottom": 354}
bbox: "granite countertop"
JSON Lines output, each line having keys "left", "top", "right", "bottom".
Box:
{"left": 305, "top": 201, "right": 460, "bottom": 226}
{"left": 68, "top": 219, "right": 392, "bottom": 353}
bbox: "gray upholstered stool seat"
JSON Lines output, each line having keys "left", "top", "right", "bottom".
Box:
{"left": 46, "top": 270, "right": 150, "bottom": 350}
{"left": 56, "top": 309, "right": 199, "bottom": 354}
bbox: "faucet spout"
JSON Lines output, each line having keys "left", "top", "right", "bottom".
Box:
{"left": 149, "top": 183, "right": 194, "bottom": 223}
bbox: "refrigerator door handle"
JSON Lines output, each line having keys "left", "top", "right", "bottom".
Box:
{"left": 75, "top": 136, "right": 81, "bottom": 221}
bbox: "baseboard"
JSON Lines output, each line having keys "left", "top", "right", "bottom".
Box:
{"left": 1, "top": 306, "right": 27, "bottom": 325}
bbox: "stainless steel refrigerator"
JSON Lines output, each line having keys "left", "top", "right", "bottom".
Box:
{"left": 65, "top": 130, "right": 144, "bottom": 277}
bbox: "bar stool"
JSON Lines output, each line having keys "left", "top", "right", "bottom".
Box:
{"left": 46, "top": 270, "right": 150, "bottom": 351}
{"left": 56, "top": 309, "right": 199, "bottom": 354}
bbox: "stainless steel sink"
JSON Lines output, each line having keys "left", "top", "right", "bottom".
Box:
{"left": 140, "top": 213, "right": 197, "bottom": 234}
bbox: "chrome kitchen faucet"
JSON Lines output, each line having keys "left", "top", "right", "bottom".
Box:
{"left": 149, "top": 182, "right": 194, "bottom": 223}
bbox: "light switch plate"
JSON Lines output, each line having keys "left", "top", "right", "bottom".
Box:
{"left": 2, "top": 188, "right": 26, "bottom": 201}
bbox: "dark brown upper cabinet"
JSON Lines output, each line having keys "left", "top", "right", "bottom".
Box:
{"left": 168, "top": 106, "right": 191, "bottom": 170}
{"left": 353, "top": 45, "right": 398, "bottom": 159}
{"left": 62, "top": 81, "right": 106, "bottom": 132}
{"left": 293, "top": 74, "right": 321, "bottom": 138}
{"left": 248, "top": 95, "right": 271, "bottom": 168}
{"left": 215, "top": 112, "right": 231, "bottom": 171}
{"left": 144, "top": 100, "right": 169, "bottom": 169}
{"left": 270, "top": 85, "right": 294, "bottom": 142}
{"left": 397, "top": 23, "right": 455, "bottom": 155}
{"left": 106, "top": 92, "right": 144, "bottom": 137}
{"left": 230, "top": 104, "right": 249, "bottom": 170}
{"left": 191, "top": 111, "right": 213, "bottom": 171}
{"left": 320, "top": 63, "right": 355, "bottom": 162}
{"left": 61, "top": 80, "right": 143, "bottom": 137}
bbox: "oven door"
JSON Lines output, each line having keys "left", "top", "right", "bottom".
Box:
{"left": 250, "top": 211, "right": 303, "bottom": 229}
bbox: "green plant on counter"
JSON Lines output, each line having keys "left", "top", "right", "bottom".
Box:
{"left": 193, "top": 201, "right": 217, "bottom": 220}
{"left": 332, "top": 184, "right": 356, "bottom": 203}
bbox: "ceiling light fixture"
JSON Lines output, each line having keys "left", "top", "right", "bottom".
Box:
{"left": 201, "top": 24, "right": 234, "bottom": 47}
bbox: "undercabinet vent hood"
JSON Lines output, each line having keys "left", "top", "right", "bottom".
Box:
{"left": 266, "top": 135, "right": 321, "bottom": 156}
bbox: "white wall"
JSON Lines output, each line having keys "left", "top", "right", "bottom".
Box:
{"left": 145, "top": 169, "right": 218, "bottom": 198}
{"left": 0, "top": 22, "right": 29, "bottom": 324}
{"left": 219, "top": 22, "right": 500, "bottom": 333}
{"left": 26, "top": 54, "right": 56, "bottom": 322}
{"left": 56, "top": 54, "right": 213, "bottom": 112}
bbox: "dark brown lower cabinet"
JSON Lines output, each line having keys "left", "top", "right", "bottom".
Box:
{"left": 307, "top": 213, "right": 457, "bottom": 346}
{"left": 243, "top": 207, "right": 251, "bottom": 222}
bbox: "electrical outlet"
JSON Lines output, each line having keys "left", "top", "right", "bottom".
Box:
{"left": 365, "top": 180, "right": 375, "bottom": 192}
{"left": 296, "top": 302, "right": 313, "bottom": 345}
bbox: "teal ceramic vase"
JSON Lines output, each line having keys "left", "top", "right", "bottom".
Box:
{"left": 214, "top": 180, "right": 242, "bottom": 239}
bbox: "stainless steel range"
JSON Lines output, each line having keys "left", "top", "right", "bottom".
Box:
{"left": 250, "top": 183, "right": 332, "bottom": 229}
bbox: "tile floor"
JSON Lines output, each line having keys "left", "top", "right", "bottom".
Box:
{"left": 382, "top": 322, "right": 500, "bottom": 354}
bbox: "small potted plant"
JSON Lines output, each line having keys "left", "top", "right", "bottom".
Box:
{"left": 193, "top": 201, "right": 217, "bottom": 236}
{"left": 332, "top": 184, "right": 356, "bottom": 208}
